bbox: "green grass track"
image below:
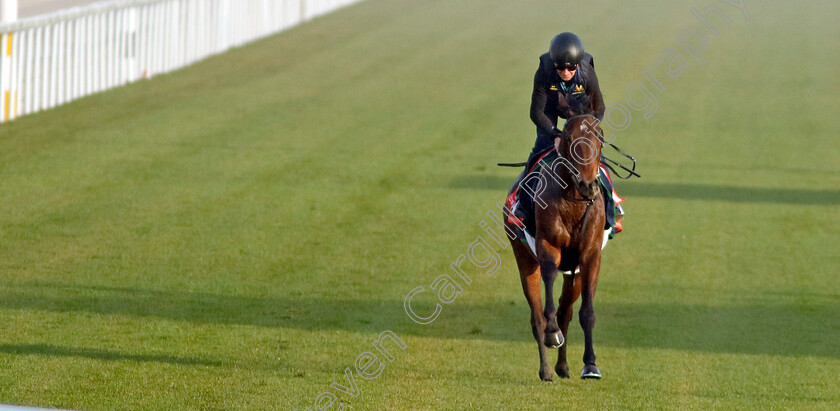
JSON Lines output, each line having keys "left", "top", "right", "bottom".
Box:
{"left": 1, "top": 0, "right": 838, "bottom": 409}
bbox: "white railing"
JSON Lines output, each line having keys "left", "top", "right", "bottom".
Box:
{"left": 0, "top": 0, "right": 363, "bottom": 123}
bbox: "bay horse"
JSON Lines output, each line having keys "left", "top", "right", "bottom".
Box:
{"left": 504, "top": 114, "right": 606, "bottom": 381}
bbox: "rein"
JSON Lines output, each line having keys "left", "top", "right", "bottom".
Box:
{"left": 601, "top": 142, "right": 641, "bottom": 179}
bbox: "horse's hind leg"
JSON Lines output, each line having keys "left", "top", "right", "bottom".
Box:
{"left": 513, "top": 244, "right": 553, "bottom": 381}
{"left": 555, "top": 274, "right": 581, "bottom": 379}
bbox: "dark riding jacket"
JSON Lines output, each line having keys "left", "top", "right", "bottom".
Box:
{"left": 529, "top": 52, "right": 605, "bottom": 154}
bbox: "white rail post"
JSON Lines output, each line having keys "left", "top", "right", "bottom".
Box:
{"left": 0, "top": 0, "right": 367, "bottom": 123}
{"left": 0, "top": 0, "right": 15, "bottom": 22}
{"left": 0, "top": 0, "right": 17, "bottom": 121}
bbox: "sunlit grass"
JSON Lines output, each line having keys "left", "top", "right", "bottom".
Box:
{"left": 0, "top": 0, "right": 838, "bottom": 409}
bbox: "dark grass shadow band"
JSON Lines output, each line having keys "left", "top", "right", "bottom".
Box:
{"left": 623, "top": 182, "right": 840, "bottom": 206}
{"left": 449, "top": 175, "right": 840, "bottom": 206}
{"left": 0, "top": 343, "right": 225, "bottom": 367}
{"left": 2, "top": 281, "right": 839, "bottom": 360}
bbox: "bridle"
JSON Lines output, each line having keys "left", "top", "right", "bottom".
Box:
{"left": 555, "top": 116, "right": 602, "bottom": 206}
{"left": 552, "top": 115, "right": 604, "bottom": 235}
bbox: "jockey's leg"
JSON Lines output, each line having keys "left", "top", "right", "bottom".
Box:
{"left": 506, "top": 168, "right": 528, "bottom": 227}
{"left": 598, "top": 163, "right": 625, "bottom": 236}
{"left": 507, "top": 148, "right": 554, "bottom": 228}
{"left": 507, "top": 168, "right": 541, "bottom": 228}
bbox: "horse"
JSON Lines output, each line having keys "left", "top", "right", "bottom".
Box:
{"left": 504, "top": 114, "right": 606, "bottom": 381}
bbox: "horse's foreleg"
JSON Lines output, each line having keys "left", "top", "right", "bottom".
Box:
{"left": 537, "top": 242, "right": 563, "bottom": 349}
{"left": 555, "top": 274, "right": 581, "bottom": 379}
{"left": 578, "top": 251, "right": 602, "bottom": 379}
{"left": 520, "top": 267, "right": 552, "bottom": 381}
{"left": 513, "top": 242, "right": 553, "bottom": 381}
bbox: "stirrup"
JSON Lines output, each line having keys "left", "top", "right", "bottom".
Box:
{"left": 615, "top": 204, "right": 625, "bottom": 222}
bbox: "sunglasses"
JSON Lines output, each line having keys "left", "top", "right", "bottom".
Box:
{"left": 555, "top": 65, "right": 578, "bottom": 72}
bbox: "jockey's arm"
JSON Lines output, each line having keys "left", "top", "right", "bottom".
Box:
{"left": 530, "top": 66, "right": 556, "bottom": 135}
{"left": 586, "top": 57, "right": 606, "bottom": 121}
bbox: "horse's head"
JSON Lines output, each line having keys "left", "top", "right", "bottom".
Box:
{"left": 560, "top": 115, "right": 603, "bottom": 200}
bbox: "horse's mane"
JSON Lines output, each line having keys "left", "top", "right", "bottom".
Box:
{"left": 565, "top": 93, "right": 592, "bottom": 118}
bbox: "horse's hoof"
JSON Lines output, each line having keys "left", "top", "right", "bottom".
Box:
{"left": 539, "top": 367, "right": 553, "bottom": 382}
{"left": 544, "top": 332, "right": 564, "bottom": 349}
{"left": 555, "top": 364, "right": 571, "bottom": 379}
{"left": 581, "top": 364, "right": 602, "bottom": 379}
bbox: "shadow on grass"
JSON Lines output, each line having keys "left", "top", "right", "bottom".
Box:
{"left": 623, "top": 182, "right": 840, "bottom": 206}
{"left": 594, "top": 300, "right": 840, "bottom": 358}
{"left": 449, "top": 175, "right": 840, "bottom": 206}
{"left": 1, "top": 281, "right": 838, "bottom": 360}
{"left": 0, "top": 343, "right": 224, "bottom": 366}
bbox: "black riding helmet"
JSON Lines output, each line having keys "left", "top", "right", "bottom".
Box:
{"left": 549, "top": 32, "right": 584, "bottom": 69}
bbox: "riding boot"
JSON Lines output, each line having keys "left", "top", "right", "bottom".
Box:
{"left": 506, "top": 169, "right": 528, "bottom": 228}
{"left": 598, "top": 163, "right": 626, "bottom": 237}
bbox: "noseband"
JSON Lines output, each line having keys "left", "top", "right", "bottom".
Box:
{"left": 562, "top": 177, "right": 599, "bottom": 205}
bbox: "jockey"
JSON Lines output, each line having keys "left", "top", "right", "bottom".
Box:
{"left": 509, "top": 32, "right": 625, "bottom": 236}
